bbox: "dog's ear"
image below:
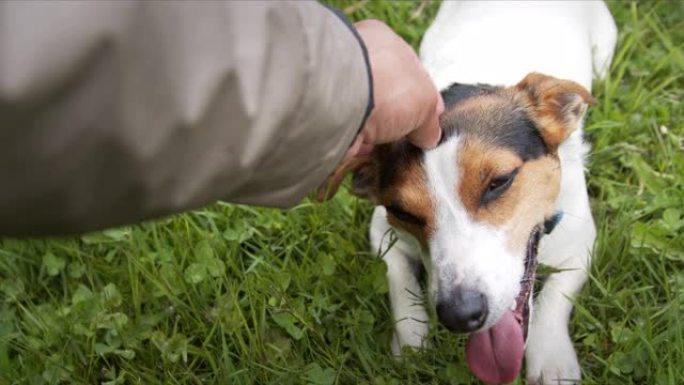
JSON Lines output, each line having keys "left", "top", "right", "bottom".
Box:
{"left": 516, "top": 72, "right": 596, "bottom": 150}
{"left": 315, "top": 155, "right": 377, "bottom": 202}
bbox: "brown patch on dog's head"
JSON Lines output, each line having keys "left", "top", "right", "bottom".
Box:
{"left": 316, "top": 141, "right": 434, "bottom": 249}
{"left": 439, "top": 73, "right": 592, "bottom": 254}
{"left": 455, "top": 137, "right": 560, "bottom": 255}
{"left": 374, "top": 143, "right": 434, "bottom": 248}
{"left": 501, "top": 155, "right": 561, "bottom": 255}
{"left": 440, "top": 81, "right": 553, "bottom": 228}
{"left": 456, "top": 138, "right": 524, "bottom": 223}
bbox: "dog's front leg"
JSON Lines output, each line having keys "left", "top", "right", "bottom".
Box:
{"left": 526, "top": 267, "right": 587, "bottom": 385}
{"left": 526, "top": 205, "right": 595, "bottom": 385}
{"left": 385, "top": 242, "right": 428, "bottom": 355}
{"left": 370, "top": 207, "right": 429, "bottom": 356}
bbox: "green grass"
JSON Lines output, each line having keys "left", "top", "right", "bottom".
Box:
{"left": 1, "top": 1, "right": 683, "bottom": 384}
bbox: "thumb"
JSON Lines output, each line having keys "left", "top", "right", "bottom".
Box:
{"left": 407, "top": 93, "right": 444, "bottom": 149}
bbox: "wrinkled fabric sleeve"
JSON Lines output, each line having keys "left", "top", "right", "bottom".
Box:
{"left": 0, "top": 1, "right": 372, "bottom": 236}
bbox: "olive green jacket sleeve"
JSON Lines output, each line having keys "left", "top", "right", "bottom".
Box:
{"left": 0, "top": 1, "right": 371, "bottom": 236}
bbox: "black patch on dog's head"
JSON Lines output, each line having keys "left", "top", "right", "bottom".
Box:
{"left": 438, "top": 82, "right": 547, "bottom": 161}
{"left": 439, "top": 83, "right": 503, "bottom": 144}
{"left": 486, "top": 116, "right": 547, "bottom": 161}
{"left": 441, "top": 82, "right": 502, "bottom": 110}
{"left": 375, "top": 141, "right": 424, "bottom": 190}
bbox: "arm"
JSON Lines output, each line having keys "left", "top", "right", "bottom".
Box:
{"left": 0, "top": 1, "right": 371, "bottom": 235}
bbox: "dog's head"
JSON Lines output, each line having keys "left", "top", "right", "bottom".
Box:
{"left": 320, "top": 72, "right": 593, "bottom": 381}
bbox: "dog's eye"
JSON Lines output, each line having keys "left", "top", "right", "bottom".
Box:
{"left": 385, "top": 204, "right": 424, "bottom": 226}
{"left": 482, "top": 169, "right": 519, "bottom": 205}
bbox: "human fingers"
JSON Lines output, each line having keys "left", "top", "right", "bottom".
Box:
{"left": 407, "top": 90, "right": 443, "bottom": 149}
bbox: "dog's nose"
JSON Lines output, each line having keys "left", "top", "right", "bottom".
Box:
{"left": 436, "top": 287, "right": 487, "bottom": 333}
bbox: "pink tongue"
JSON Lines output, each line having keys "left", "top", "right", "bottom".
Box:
{"left": 465, "top": 311, "right": 524, "bottom": 384}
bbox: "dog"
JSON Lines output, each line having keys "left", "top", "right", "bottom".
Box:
{"left": 321, "top": 2, "right": 616, "bottom": 384}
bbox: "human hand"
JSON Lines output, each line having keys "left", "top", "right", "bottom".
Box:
{"left": 345, "top": 19, "right": 443, "bottom": 161}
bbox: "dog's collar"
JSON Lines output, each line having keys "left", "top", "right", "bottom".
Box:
{"left": 543, "top": 211, "right": 563, "bottom": 234}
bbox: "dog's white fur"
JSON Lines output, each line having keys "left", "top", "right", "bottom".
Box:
{"left": 370, "top": 2, "right": 616, "bottom": 384}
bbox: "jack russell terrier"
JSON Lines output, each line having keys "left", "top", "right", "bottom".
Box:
{"left": 322, "top": 2, "right": 617, "bottom": 384}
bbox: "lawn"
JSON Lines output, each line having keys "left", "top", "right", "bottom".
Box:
{"left": 1, "top": 1, "right": 683, "bottom": 384}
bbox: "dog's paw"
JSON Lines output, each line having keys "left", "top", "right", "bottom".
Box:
{"left": 525, "top": 324, "right": 581, "bottom": 385}
{"left": 391, "top": 318, "right": 429, "bottom": 357}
